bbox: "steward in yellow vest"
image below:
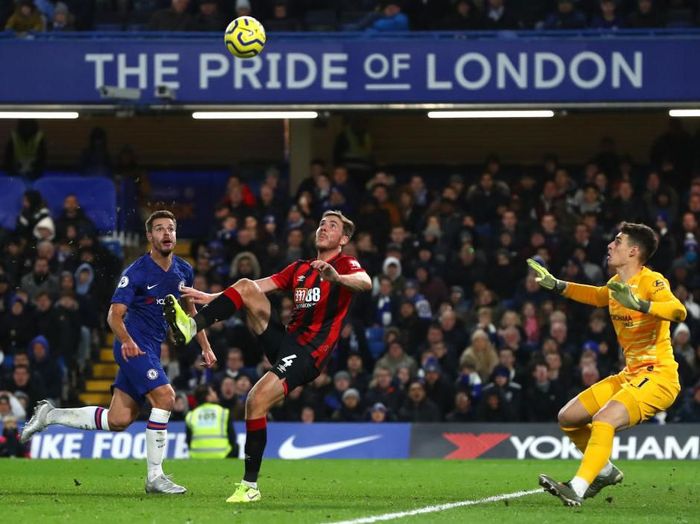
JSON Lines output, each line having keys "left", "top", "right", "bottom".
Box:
{"left": 185, "top": 385, "right": 238, "bottom": 459}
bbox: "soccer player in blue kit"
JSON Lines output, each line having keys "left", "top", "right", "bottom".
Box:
{"left": 21, "top": 210, "right": 216, "bottom": 493}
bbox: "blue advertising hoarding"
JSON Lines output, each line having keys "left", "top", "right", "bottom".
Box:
{"left": 18, "top": 421, "right": 700, "bottom": 460}
{"left": 26, "top": 422, "right": 412, "bottom": 459}
{"left": 1, "top": 32, "right": 700, "bottom": 105}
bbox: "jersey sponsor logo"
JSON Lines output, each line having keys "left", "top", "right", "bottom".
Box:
{"left": 276, "top": 354, "right": 297, "bottom": 373}
{"left": 146, "top": 284, "right": 158, "bottom": 290}
{"left": 294, "top": 287, "right": 321, "bottom": 308}
{"left": 118, "top": 276, "right": 129, "bottom": 288}
{"left": 146, "top": 369, "right": 159, "bottom": 380}
{"left": 145, "top": 297, "right": 166, "bottom": 305}
{"left": 277, "top": 434, "right": 381, "bottom": 459}
{"left": 610, "top": 314, "right": 633, "bottom": 322}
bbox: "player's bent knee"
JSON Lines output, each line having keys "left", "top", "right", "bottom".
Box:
{"left": 107, "top": 415, "right": 132, "bottom": 432}
{"left": 153, "top": 394, "right": 175, "bottom": 412}
{"left": 557, "top": 408, "right": 571, "bottom": 426}
{"left": 234, "top": 278, "right": 260, "bottom": 299}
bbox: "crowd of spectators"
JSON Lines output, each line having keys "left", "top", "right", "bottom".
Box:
{"left": 2, "top": 0, "right": 700, "bottom": 34}
{"left": 180, "top": 118, "right": 700, "bottom": 426}
{"left": 2, "top": 117, "right": 700, "bottom": 435}
{"left": 0, "top": 182, "right": 121, "bottom": 436}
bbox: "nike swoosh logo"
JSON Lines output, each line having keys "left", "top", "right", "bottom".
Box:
{"left": 278, "top": 434, "right": 381, "bottom": 459}
{"left": 147, "top": 284, "right": 158, "bottom": 290}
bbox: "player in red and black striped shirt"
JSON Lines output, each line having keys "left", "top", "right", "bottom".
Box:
{"left": 163, "top": 210, "right": 371, "bottom": 503}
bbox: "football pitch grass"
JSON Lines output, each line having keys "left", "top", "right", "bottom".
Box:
{"left": 1, "top": 459, "right": 697, "bottom": 523}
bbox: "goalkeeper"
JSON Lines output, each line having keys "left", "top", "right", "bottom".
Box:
{"left": 528, "top": 222, "right": 686, "bottom": 507}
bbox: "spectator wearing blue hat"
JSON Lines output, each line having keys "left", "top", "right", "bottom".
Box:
{"left": 368, "top": 402, "right": 391, "bottom": 423}
{"left": 402, "top": 278, "right": 432, "bottom": 321}
{"left": 482, "top": 364, "right": 522, "bottom": 420}
{"left": 28, "top": 336, "right": 61, "bottom": 402}
{"left": 423, "top": 359, "right": 455, "bottom": 416}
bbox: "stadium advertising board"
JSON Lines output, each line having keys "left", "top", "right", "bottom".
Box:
{"left": 411, "top": 423, "right": 700, "bottom": 460}
{"left": 25, "top": 422, "right": 411, "bottom": 459}
{"left": 1, "top": 35, "right": 700, "bottom": 105}
{"left": 17, "top": 422, "right": 700, "bottom": 460}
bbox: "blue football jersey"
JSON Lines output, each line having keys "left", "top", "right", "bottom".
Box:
{"left": 111, "top": 254, "right": 194, "bottom": 348}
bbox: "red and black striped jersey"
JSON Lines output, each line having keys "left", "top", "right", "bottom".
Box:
{"left": 271, "top": 253, "right": 365, "bottom": 368}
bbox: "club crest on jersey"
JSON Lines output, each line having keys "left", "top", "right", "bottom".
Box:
{"left": 118, "top": 276, "right": 129, "bottom": 288}
{"left": 294, "top": 287, "right": 321, "bottom": 308}
{"left": 146, "top": 369, "right": 159, "bottom": 380}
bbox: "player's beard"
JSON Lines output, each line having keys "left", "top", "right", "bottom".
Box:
{"left": 154, "top": 240, "right": 174, "bottom": 257}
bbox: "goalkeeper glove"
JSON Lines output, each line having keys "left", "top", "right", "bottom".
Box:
{"left": 526, "top": 258, "right": 566, "bottom": 293}
{"left": 607, "top": 281, "right": 650, "bottom": 313}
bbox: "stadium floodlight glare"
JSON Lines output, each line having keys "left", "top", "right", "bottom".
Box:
{"left": 0, "top": 111, "right": 79, "bottom": 120}
{"left": 192, "top": 111, "right": 319, "bottom": 120}
{"left": 669, "top": 109, "right": 700, "bottom": 117}
{"left": 427, "top": 110, "right": 555, "bottom": 119}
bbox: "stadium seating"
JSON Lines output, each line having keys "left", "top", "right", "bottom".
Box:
{"left": 0, "top": 177, "right": 28, "bottom": 229}
{"left": 366, "top": 326, "right": 386, "bottom": 359}
{"left": 33, "top": 176, "right": 117, "bottom": 234}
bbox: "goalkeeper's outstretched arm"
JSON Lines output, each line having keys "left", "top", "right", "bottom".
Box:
{"left": 526, "top": 258, "right": 609, "bottom": 307}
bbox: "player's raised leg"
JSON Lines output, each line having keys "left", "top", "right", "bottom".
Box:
{"left": 144, "top": 384, "right": 185, "bottom": 494}
{"left": 226, "top": 372, "right": 285, "bottom": 503}
{"left": 165, "top": 278, "right": 271, "bottom": 345}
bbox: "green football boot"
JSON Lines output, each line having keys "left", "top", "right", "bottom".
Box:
{"left": 163, "top": 294, "right": 196, "bottom": 345}
{"left": 226, "top": 483, "right": 261, "bottom": 503}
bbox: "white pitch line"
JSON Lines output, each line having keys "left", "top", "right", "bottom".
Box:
{"left": 326, "top": 488, "right": 544, "bottom": 524}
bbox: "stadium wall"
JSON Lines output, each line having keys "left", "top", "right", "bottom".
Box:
{"left": 14, "top": 422, "right": 700, "bottom": 461}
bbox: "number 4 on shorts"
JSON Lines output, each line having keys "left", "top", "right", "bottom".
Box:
{"left": 277, "top": 354, "right": 297, "bottom": 372}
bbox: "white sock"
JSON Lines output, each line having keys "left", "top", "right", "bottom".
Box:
{"left": 599, "top": 462, "right": 613, "bottom": 476}
{"left": 47, "top": 406, "right": 110, "bottom": 431}
{"left": 146, "top": 408, "right": 170, "bottom": 481}
{"left": 241, "top": 479, "right": 257, "bottom": 489}
{"left": 570, "top": 476, "right": 590, "bottom": 498}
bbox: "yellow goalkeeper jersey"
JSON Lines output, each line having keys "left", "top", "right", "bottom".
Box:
{"left": 563, "top": 267, "right": 686, "bottom": 380}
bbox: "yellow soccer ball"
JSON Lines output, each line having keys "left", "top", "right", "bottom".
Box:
{"left": 224, "top": 16, "right": 266, "bottom": 59}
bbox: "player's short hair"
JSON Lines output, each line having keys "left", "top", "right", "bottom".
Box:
{"left": 620, "top": 221, "right": 658, "bottom": 263}
{"left": 321, "top": 210, "right": 355, "bottom": 239}
{"left": 145, "top": 210, "right": 177, "bottom": 232}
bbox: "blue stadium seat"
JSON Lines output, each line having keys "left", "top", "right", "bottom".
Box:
{"left": 43, "top": 170, "right": 80, "bottom": 178}
{"left": 366, "top": 326, "right": 384, "bottom": 342}
{"left": 148, "top": 170, "right": 230, "bottom": 237}
{"left": 0, "top": 177, "right": 28, "bottom": 229}
{"left": 366, "top": 326, "right": 386, "bottom": 358}
{"left": 33, "top": 176, "right": 117, "bottom": 234}
{"left": 368, "top": 341, "right": 386, "bottom": 359}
